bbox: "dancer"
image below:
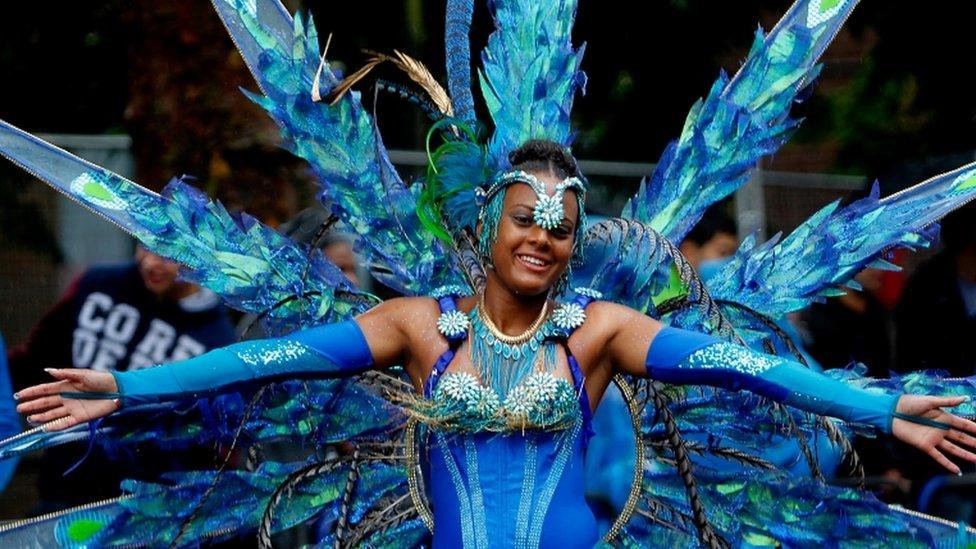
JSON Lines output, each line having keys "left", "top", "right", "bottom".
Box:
{"left": 14, "top": 140, "right": 976, "bottom": 549}
{"left": 5, "top": 0, "right": 976, "bottom": 547}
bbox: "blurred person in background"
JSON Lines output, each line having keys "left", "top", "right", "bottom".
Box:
{"left": 892, "top": 203, "right": 976, "bottom": 522}
{"left": 5, "top": 245, "right": 235, "bottom": 513}
{"left": 799, "top": 267, "right": 893, "bottom": 377}
{"left": 236, "top": 207, "right": 365, "bottom": 340}
{"left": 896, "top": 203, "right": 976, "bottom": 376}
{"left": 798, "top": 264, "right": 908, "bottom": 502}
{"left": 321, "top": 231, "right": 360, "bottom": 288}
{"left": 678, "top": 206, "right": 739, "bottom": 271}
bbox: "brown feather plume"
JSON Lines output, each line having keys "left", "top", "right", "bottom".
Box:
{"left": 326, "top": 49, "right": 453, "bottom": 116}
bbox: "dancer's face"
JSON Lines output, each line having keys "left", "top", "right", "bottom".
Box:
{"left": 488, "top": 171, "right": 579, "bottom": 297}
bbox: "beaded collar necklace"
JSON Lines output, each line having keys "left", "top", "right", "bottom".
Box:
{"left": 468, "top": 293, "right": 556, "bottom": 398}
{"left": 476, "top": 292, "right": 550, "bottom": 345}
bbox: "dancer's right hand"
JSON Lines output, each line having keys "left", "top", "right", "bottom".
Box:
{"left": 13, "top": 368, "right": 120, "bottom": 431}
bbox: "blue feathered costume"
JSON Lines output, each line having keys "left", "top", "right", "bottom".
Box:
{"left": 3, "top": 0, "right": 976, "bottom": 547}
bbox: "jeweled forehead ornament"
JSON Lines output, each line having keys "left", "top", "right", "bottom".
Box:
{"left": 477, "top": 170, "right": 587, "bottom": 230}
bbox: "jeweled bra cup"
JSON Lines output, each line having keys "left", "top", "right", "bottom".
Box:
{"left": 410, "top": 371, "right": 580, "bottom": 433}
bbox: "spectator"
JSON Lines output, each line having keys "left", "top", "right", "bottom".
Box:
{"left": 321, "top": 232, "right": 360, "bottom": 288}
{"left": 896, "top": 203, "right": 976, "bottom": 376}
{"left": 799, "top": 267, "right": 893, "bottom": 376}
{"left": 679, "top": 206, "right": 739, "bottom": 270}
{"left": 6, "top": 245, "right": 235, "bottom": 513}
{"left": 893, "top": 203, "right": 976, "bottom": 522}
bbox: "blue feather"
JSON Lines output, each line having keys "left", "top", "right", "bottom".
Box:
{"left": 0, "top": 120, "right": 364, "bottom": 328}
{"left": 706, "top": 161, "right": 976, "bottom": 318}
{"left": 214, "top": 0, "right": 465, "bottom": 295}
{"left": 445, "top": 0, "right": 477, "bottom": 123}
{"left": 623, "top": 0, "right": 862, "bottom": 243}
{"left": 480, "top": 0, "right": 586, "bottom": 169}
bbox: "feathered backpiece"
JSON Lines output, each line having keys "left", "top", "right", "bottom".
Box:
{"left": 6, "top": 0, "right": 976, "bottom": 547}
{"left": 480, "top": 0, "right": 586, "bottom": 170}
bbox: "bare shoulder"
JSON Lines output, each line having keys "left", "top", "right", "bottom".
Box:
{"left": 359, "top": 296, "right": 441, "bottom": 324}
{"left": 583, "top": 300, "right": 642, "bottom": 326}
{"left": 576, "top": 300, "right": 660, "bottom": 342}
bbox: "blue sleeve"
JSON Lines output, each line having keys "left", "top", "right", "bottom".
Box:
{"left": 111, "top": 320, "right": 374, "bottom": 407}
{"left": 645, "top": 327, "right": 900, "bottom": 433}
{"left": 0, "top": 334, "right": 20, "bottom": 492}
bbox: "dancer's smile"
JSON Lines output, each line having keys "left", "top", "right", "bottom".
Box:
{"left": 487, "top": 173, "right": 579, "bottom": 297}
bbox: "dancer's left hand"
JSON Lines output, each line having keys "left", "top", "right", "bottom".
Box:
{"left": 892, "top": 395, "right": 976, "bottom": 474}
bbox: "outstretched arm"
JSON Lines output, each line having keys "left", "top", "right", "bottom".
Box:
{"left": 14, "top": 299, "right": 414, "bottom": 431}
{"left": 602, "top": 302, "right": 976, "bottom": 474}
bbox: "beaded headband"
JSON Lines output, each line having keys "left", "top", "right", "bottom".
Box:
{"left": 476, "top": 169, "right": 587, "bottom": 230}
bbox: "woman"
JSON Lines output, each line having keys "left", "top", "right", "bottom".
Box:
{"left": 14, "top": 141, "right": 976, "bottom": 548}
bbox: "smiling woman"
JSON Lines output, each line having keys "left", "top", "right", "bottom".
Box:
{"left": 12, "top": 133, "right": 976, "bottom": 547}
{"left": 6, "top": 0, "right": 976, "bottom": 547}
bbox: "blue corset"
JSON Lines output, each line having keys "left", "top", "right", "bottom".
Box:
{"left": 426, "top": 421, "right": 597, "bottom": 549}
{"left": 418, "top": 372, "right": 597, "bottom": 548}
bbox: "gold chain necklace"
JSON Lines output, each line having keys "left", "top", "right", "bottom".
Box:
{"left": 476, "top": 292, "right": 550, "bottom": 345}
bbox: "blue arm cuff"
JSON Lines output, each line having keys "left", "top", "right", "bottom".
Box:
{"left": 644, "top": 328, "right": 898, "bottom": 433}
{"left": 645, "top": 326, "right": 721, "bottom": 372}
{"left": 114, "top": 320, "right": 374, "bottom": 406}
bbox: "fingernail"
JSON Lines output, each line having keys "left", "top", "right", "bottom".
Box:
{"left": 959, "top": 471, "right": 964, "bottom": 477}
{"left": 12, "top": 393, "right": 19, "bottom": 401}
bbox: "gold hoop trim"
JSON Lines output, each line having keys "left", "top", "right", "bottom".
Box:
{"left": 405, "top": 417, "right": 435, "bottom": 532}
{"left": 603, "top": 374, "right": 646, "bottom": 542}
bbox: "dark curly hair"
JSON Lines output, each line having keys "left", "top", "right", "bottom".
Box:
{"left": 508, "top": 139, "right": 581, "bottom": 179}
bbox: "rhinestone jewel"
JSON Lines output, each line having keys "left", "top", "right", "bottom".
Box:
{"left": 573, "top": 287, "right": 603, "bottom": 300}
{"left": 431, "top": 285, "right": 471, "bottom": 298}
{"left": 533, "top": 194, "right": 565, "bottom": 230}
{"left": 437, "top": 309, "right": 470, "bottom": 339}
{"left": 551, "top": 303, "right": 586, "bottom": 330}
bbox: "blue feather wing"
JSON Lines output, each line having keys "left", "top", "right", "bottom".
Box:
{"left": 0, "top": 120, "right": 365, "bottom": 329}
{"left": 445, "top": 0, "right": 476, "bottom": 124}
{"left": 212, "top": 0, "right": 464, "bottom": 295}
{"left": 707, "top": 161, "right": 976, "bottom": 318}
{"left": 480, "top": 0, "right": 586, "bottom": 169}
{"left": 625, "top": 468, "right": 934, "bottom": 546}
{"left": 0, "top": 461, "right": 418, "bottom": 548}
{"left": 622, "top": 0, "right": 861, "bottom": 242}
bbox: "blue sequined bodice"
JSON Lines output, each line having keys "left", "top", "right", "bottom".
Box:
{"left": 420, "top": 291, "right": 601, "bottom": 549}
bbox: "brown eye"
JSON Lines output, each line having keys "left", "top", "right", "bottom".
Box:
{"left": 551, "top": 225, "right": 572, "bottom": 238}
{"left": 512, "top": 213, "right": 533, "bottom": 225}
